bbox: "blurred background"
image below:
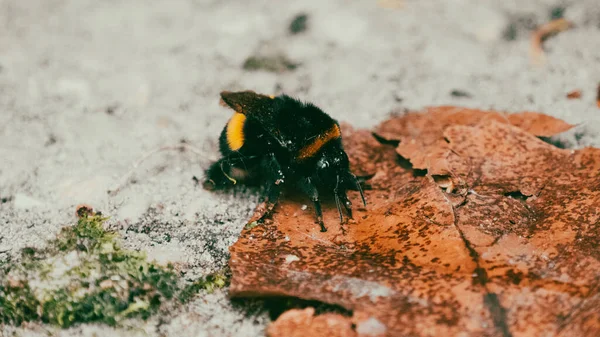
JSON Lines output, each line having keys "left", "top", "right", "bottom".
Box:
{"left": 1, "top": 0, "right": 599, "bottom": 336}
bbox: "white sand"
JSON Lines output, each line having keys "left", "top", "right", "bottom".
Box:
{"left": 1, "top": 0, "right": 599, "bottom": 336}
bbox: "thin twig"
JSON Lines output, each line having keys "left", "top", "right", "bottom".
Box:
{"left": 108, "top": 143, "right": 212, "bottom": 196}
{"left": 530, "top": 18, "right": 572, "bottom": 66}
{"left": 566, "top": 89, "right": 582, "bottom": 100}
{"left": 596, "top": 82, "right": 600, "bottom": 108}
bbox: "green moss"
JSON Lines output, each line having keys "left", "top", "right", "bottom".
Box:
{"left": 178, "top": 271, "right": 229, "bottom": 304}
{"left": 0, "top": 214, "right": 178, "bottom": 328}
{"left": 0, "top": 213, "right": 234, "bottom": 329}
{"left": 242, "top": 54, "right": 298, "bottom": 73}
{"left": 0, "top": 283, "right": 40, "bottom": 326}
{"left": 244, "top": 221, "right": 260, "bottom": 230}
{"left": 289, "top": 13, "right": 308, "bottom": 34}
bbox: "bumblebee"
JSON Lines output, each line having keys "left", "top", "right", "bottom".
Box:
{"left": 203, "top": 91, "right": 365, "bottom": 232}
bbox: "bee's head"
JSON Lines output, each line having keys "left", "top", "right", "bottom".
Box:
{"left": 313, "top": 140, "right": 367, "bottom": 208}
{"left": 313, "top": 140, "right": 351, "bottom": 187}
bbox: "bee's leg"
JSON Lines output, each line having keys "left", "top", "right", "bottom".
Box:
{"left": 261, "top": 153, "right": 285, "bottom": 217}
{"left": 338, "top": 192, "right": 353, "bottom": 220}
{"left": 265, "top": 153, "right": 286, "bottom": 185}
{"left": 334, "top": 193, "right": 344, "bottom": 223}
{"left": 261, "top": 181, "right": 281, "bottom": 217}
{"left": 313, "top": 200, "right": 326, "bottom": 232}
{"left": 246, "top": 180, "right": 281, "bottom": 225}
{"left": 297, "top": 178, "right": 327, "bottom": 232}
{"left": 347, "top": 172, "right": 366, "bottom": 207}
{"left": 203, "top": 158, "right": 236, "bottom": 190}
{"left": 333, "top": 175, "right": 345, "bottom": 223}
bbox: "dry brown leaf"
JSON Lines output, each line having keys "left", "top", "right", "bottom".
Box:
{"left": 267, "top": 308, "right": 357, "bottom": 337}
{"left": 374, "top": 107, "right": 574, "bottom": 195}
{"left": 229, "top": 107, "right": 598, "bottom": 337}
{"left": 566, "top": 90, "right": 582, "bottom": 99}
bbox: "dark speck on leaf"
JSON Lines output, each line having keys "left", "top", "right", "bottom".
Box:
{"left": 503, "top": 190, "right": 529, "bottom": 201}
{"left": 505, "top": 269, "right": 524, "bottom": 285}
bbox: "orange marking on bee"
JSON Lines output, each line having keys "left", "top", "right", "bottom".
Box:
{"left": 297, "top": 124, "right": 341, "bottom": 160}
{"left": 226, "top": 112, "right": 246, "bottom": 151}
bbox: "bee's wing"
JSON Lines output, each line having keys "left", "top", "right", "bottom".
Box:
{"left": 219, "top": 91, "right": 289, "bottom": 148}
{"left": 220, "top": 91, "right": 273, "bottom": 115}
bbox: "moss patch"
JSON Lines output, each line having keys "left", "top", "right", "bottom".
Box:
{"left": 244, "top": 221, "right": 260, "bottom": 230}
{"left": 289, "top": 13, "right": 309, "bottom": 34}
{"left": 242, "top": 54, "right": 298, "bottom": 73}
{"left": 0, "top": 214, "right": 180, "bottom": 328}
{"left": 178, "top": 271, "right": 229, "bottom": 304}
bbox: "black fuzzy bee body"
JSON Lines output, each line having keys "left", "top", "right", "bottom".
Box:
{"left": 204, "top": 91, "right": 365, "bottom": 232}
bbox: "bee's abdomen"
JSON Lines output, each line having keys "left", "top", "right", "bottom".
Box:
{"left": 225, "top": 112, "right": 246, "bottom": 151}
{"left": 219, "top": 113, "right": 270, "bottom": 156}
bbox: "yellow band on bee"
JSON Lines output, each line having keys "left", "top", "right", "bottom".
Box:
{"left": 297, "top": 124, "right": 341, "bottom": 160}
{"left": 226, "top": 112, "right": 246, "bottom": 151}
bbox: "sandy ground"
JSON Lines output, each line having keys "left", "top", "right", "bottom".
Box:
{"left": 1, "top": 0, "right": 599, "bottom": 336}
